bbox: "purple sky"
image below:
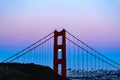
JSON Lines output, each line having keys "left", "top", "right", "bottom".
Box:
{"left": 0, "top": 0, "right": 120, "bottom": 63}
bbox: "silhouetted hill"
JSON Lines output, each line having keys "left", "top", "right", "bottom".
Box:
{"left": 0, "top": 63, "right": 67, "bottom": 80}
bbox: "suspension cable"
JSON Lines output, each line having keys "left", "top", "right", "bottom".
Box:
{"left": 66, "top": 37, "right": 119, "bottom": 69}
{"left": 66, "top": 30, "right": 120, "bottom": 66}
{"left": 2, "top": 31, "right": 54, "bottom": 62}
{"left": 9, "top": 36, "right": 54, "bottom": 62}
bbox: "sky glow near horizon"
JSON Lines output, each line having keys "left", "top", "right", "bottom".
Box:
{"left": 0, "top": 0, "right": 120, "bottom": 63}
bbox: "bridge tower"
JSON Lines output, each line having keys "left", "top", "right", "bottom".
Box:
{"left": 54, "top": 29, "right": 66, "bottom": 77}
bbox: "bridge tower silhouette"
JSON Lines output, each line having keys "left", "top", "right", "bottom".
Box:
{"left": 54, "top": 29, "right": 66, "bottom": 77}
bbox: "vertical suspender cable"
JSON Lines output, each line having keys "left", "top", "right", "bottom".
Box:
{"left": 68, "top": 35, "right": 70, "bottom": 69}
{"left": 34, "top": 48, "right": 35, "bottom": 64}
{"left": 45, "top": 38, "right": 46, "bottom": 66}
{"left": 91, "top": 49, "right": 92, "bottom": 71}
{"left": 94, "top": 52, "right": 96, "bottom": 80}
{"left": 48, "top": 39, "right": 50, "bottom": 67}
{"left": 39, "top": 45, "right": 41, "bottom": 64}
{"left": 87, "top": 47, "right": 88, "bottom": 78}
{"left": 73, "top": 37, "right": 75, "bottom": 71}
{"left": 41, "top": 45, "right": 43, "bottom": 65}
{"left": 50, "top": 37, "right": 51, "bottom": 67}
{"left": 82, "top": 43, "right": 84, "bottom": 78}
{"left": 95, "top": 52, "right": 96, "bottom": 72}
{"left": 78, "top": 41, "right": 79, "bottom": 77}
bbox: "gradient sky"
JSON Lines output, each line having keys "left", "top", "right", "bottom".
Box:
{"left": 0, "top": 0, "right": 120, "bottom": 63}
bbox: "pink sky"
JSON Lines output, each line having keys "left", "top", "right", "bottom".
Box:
{"left": 0, "top": 0, "right": 120, "bottom": 62}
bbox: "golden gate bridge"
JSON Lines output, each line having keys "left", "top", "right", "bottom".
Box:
{"left": 2, "top": 29, "right": 120, "bottom": 79}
